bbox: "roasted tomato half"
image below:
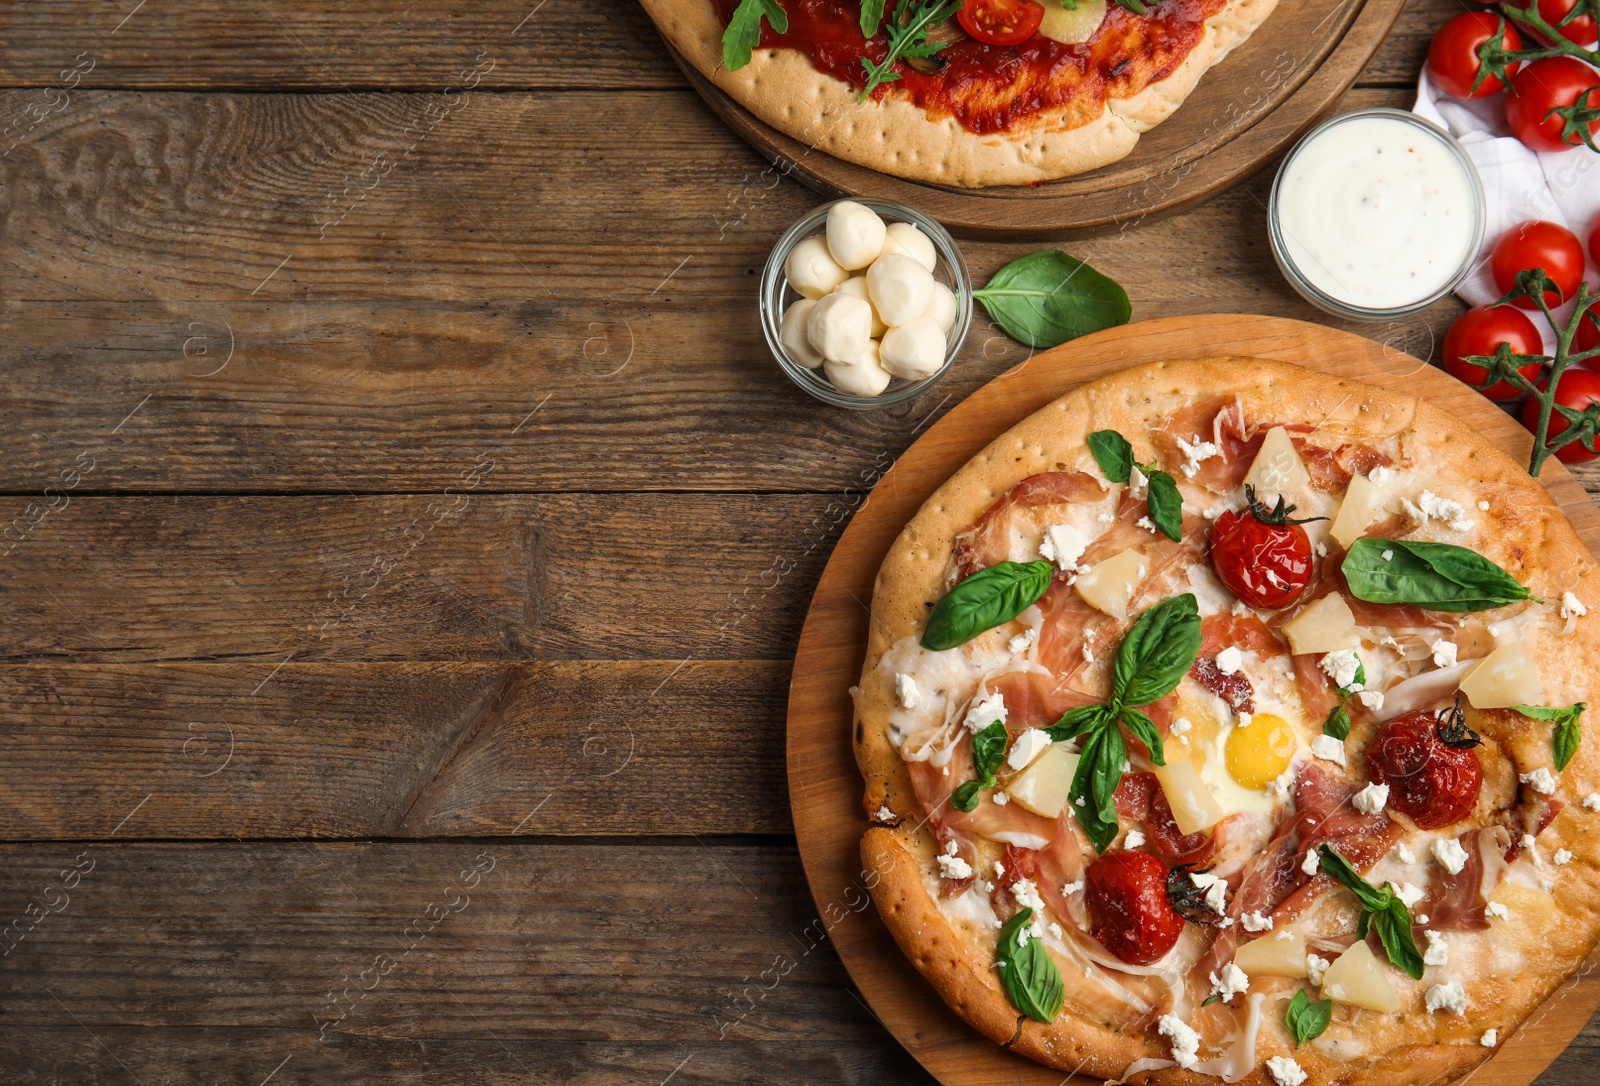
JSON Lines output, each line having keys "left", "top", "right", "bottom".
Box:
{"left": 1084, "top": 850, "right": 1185, "bottom": 965}
{"left": 1366, "top": 705, "right": 1483, "bottom": 829}
{"left": 1210, "top": 485, "right": 1320, "bottom": 609}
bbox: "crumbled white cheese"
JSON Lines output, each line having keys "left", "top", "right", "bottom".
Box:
{"left": 1302, "top": 849, "right": 1320, "bottom": 876}
{"left": 875, "top": 805, "right": 895, "bottom": 822}
{"left": 894, "top": 673, "right": 921, "bottom": 709}
{"left": 1481, "top": 1029, "right": 1498, "bottom": 1047}
{"left": 1561, "top": 591, "right": 1587, "bottom": 620}
{"left": 1424, "top": 930, "right": 1450, "bottom": 966}
{"left": 1209, "top": 962, "right": 1249, "bottom": 1004}
{"left": 1242, "top": 910, "right": 1274, "bottom": 932}
{"left": 1048, "top": 921, "right": 1063, "bottom": 939}
{"left": 1097, "top": 511, "right": 1115, "bottom": 524}
{"left": 1356, "top": 690, "right": 1385, "bottom": 711}
{"left": 1486, "top": 901, "right": 1510, "bottom": 921}
{"left": 1190, "top": 871, "right": 1229, "bottom": 913}
{"left": 1006, "top": 728, "right": 1053, "bottom": 771}
{"left": 964, "top": 688, "right": 1007, "bottom": 732}
{"left": 1315, "top": 541, "right": 1328, "bottom": 558}
{"left": 1266, "top": 1056, "right": 1308, "bottom": 1086}
{"left": 1306, "top": 954, "right": 1331, "bottom": 987}
{"left": 1158, "top": 1015, "right": 1201, "bottom": 1070}
{"left": 1395, "top": 842, "right": 1416, "bottom": 864}
{"left": 1320, "top": 649, "right": 1363, "bottom": 690}
{"left": 1432, "top": 837, "right": 1469, "bottom": 875}
{"left": 1382, "top": 549, "right": 1394, "bottom": 561}
{"left": 1175, "top": 434, "right": 1221, "bottom": 479}
{"left": 1171, "top": 717, "right": 1193, "bottom": 737}
{"left": 1426, "top": 981, "right": 1468, "bottom": 1015}
{"left": 1586, "top": 792, "right": 1600, "bottom": 811}
{"left": 992, "top": 791, "right": 1009, "bottom": 806}
{"left": 1388, "top": 881, "right": 1425, "bottom": 909}
{"left": 1415, "top": 490, "right": 1475, "bottom": 532}
{"left": 1038, "top": 523, "right": 1090, "bottom": 572}
{"left": 1417, "top": 914, "right": 1429, "bottom": 924}
{"left": 1136, "top": 515, "right": 1157, "bottom": 534}
{"left": 1430, "top": 639, "right": 1459, "bottom": 668}
{"left": 1523, "top": 832, "right": 1539, "bottom": 856}
{"left": 1555, "top": 848, "right": 1573, "bottom": 866}
{"left": 1521, "top": 767, "right": 1559, "bottom": 795}
{"left": 1237, "top": 711, "right": 1254, "bottom": 729}
{"left": 1214, "top": 646, "right": 1243, "bottom": 675}
{"left": 1129, "top": 464, "right": 1149, "bottom": 500}
{"left": 1311, "top": 734, "right": 1347, "bottom": 766}
{"left": 1354, "top": 782, "right": 1390, "bottom": 815}
{"left": 1061, "top": 878, "right": 1084, "bottom": 896}
{"left": 1009, "top": 628, "right": 1037, "bottom": 654}
{"left": 937, "top": 845, "right": 972, "bottom": 880}
{"left": 1010, "top": 876, "right": 1046, "bottom": 914}
{"left": 1125, "top": 829, "right": 1146, "bottom": 849}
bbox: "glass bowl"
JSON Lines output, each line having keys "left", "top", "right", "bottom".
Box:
{"left": 760, "top": 198, "right": 973, "bottom": 409}
{"left": 1268, "top": 107, "right": 1486, "bottom": 322}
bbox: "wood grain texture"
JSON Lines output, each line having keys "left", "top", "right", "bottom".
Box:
{"left": 787, "top": 315, "right": 1600, "bottom": 1085}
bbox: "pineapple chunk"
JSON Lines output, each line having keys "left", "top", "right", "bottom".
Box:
{"left": 1152, "top": 758, "right": 1225, "bottom": 836}
{"left": 1075, "top": 548, "right": 1148, "bottom": 620}
{"left": 1460, "top": 641, "right": 1543, "bottom": 709}
{"left": 1243, "top": 427, "right": 1311, "bottom": 494}
{"left": 1321, "top": 940, "right": 1399, "bottom": 1012}
{"left": 1037, "top": 0, "right": 1106, "bottom": 42}
{"left": 1007, "top": 744, "right": 1080, "bottom": 819}
{"left": 1282, "top": 593, "right": 1359, "bottom": 655}
{"left": 1330, "top": 472, "right": 1385, "bottom": 549}
{"left": 1235, "top": 929, "right": 1309, "bottom": 978}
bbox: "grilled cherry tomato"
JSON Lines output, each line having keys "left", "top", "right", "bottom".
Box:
{"left": 1536, "top": 0, "right": 1598, "bottom": 47}
{"left": 1505, "top": 58, "right": 1600, "bottom": 153}
{"left": 1490, "top": 220, "right": 1588, "bottom": 309}
{"left": 1366, "top": 706, "right": 1483, "bottom": 829}
{"left": 1441, "top": 304, "right": 1544, "bottom": 400}
{"left": 1427, "top": 12, "right": 1523, "bottom": 98}
{"left": 1522, "top": 367, "right": 1600, "bottom": 463}
{"left": 1084, "top": 850, "right": 1184, "bottom": 965}
{"left": 1209, "top": 485, "right": 1319, "bottom": 610}
{"left": 956, "top": 0, "right": 1045, "bottom": 45}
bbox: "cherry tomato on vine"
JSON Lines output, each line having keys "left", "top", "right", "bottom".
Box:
{"left": 1084, "top": 850, "right": 1184, "bottom": 965}
{"left": 1505, "top": 57, "right": 1600, "bottom": 153}
{"left": 1524, "top": 368, "right": 1600, "bottom": 463}
{"left": 1367, "top": 708, "right": 1483, "bottom": 829}
{"left": 1491, "top": 220, "right": 1588, "bottom": 309}
{"left": 1578, "top": 304, "right": 1600, "bottom": 361}
{"left": 956, "top": 0, "right": 1044, "bottom": 45}
{"left": 1536, "top": 0, "right": 1599, "bottom": 47}
{"left": 1427, "top": 12, "right": 1523, "bottom": 98}
{"left": 1210, "top": 485, "right": 1319, "bottom": 610}
{"left": 1442, "top": 304, "right": 1544, "bottom": 399}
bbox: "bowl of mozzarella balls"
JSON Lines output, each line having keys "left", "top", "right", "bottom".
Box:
{"left": 761, "top": 198, "right": 971, "bottom": 408}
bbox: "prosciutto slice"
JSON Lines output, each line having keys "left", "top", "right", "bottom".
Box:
{"left": 951, "top": 471, "right": 1106, "bottom": 578}
{"left": 1115, "top": 772, "right": 1220, "bottom": 866}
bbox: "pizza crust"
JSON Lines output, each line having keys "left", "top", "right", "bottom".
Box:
{"left": 852, "top": 358, "right": 1600, "bottom": 1084}
{"left": 642, "top": 0, "right": 1278, "bottom": 186}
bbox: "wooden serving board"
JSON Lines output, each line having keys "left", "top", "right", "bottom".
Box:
{"left": 661, "top": 0, "right": 1407, "bottom": 238}
{"left": 786, "top": 314, "right": 1600, "bottom": 1085}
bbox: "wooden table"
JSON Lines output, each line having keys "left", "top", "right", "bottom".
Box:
{"left": 0, "top": 2, "right": 1594, "bottom": 1082}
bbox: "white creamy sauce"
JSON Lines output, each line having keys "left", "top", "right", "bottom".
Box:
{"left": 1277, "top": 116, "right": 1477, "bottom": 309}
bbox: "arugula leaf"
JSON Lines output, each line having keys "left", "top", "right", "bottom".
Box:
{"left": 1113, "top": 0, "right": 1147, "bottom": 12}
{"left": 950, "top": 779, "right": 983, "bottom": 812}
{"left": 996, "top": 908, "right": 1065, "bottom": 1022}
{"left": 1323, "top": 703, "right": 1351, "bottom": 741}
{"left": 974, "top": 251, "right": 1132, "bottom": 349}
{"left": 1112, "top": 594, "right": 1202, "bottom": 708}
{"left": 859, "top": 0, "right": 887, "bottom": 36}
{"left": 1319, "top": 845, "right": 1423, "bottom": 979}
{"left": 1512, "top": 703, "right": 1586, "bottom": 771}
{"left": 921, "top": 560, "right": 1055, "bottom": 652}
{"left": 722, "top": 0, "right": 788, "bottom": 71}
{"left": 859, "top": 0, "right": 962, "bottom": 99}
{"left": 1285, "top": 989, "right": 1332, "bottom": 1047}
{"left": 1087, "top": 429, "right": 1133, "bottom": 483}
{"left": 1145, "top": 469, "right": 1184, "bottom": 542}
{"left": 1343, "top": 539, "right": 1533, "bottom": 613}
{"left": 971, "top": 720, "right": 1010, "bottom": 782}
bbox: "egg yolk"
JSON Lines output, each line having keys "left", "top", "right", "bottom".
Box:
{"left": 1225, "top": 712, "right": 1297, "bottom": 790}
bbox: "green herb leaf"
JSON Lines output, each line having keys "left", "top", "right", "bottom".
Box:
{"left": 1112, "top": 593, "right": 1202, "bottom": 708}
{"left": 1285, "top": 989, "right": 1333, "bottom": 1047}
{"left": 1337, "top": 660, "right": 1367, "bottom": 700}
{"left": 1512, "top": 703, "right": 1586, "bottom": 771}
{"left": 722, "top": 0, "right": 788, "bottom": 71}
{"left": 1087, "top": 430, "right": 1134, "bottom": 483}
{"left": 858, "top": 0, "right": 962, "bottom": 99}
{"left": 1319, "top": 845, "right": 1423, "bottom": 979}
{"left": 1070, "top": 727, "right": 1121, "bottom": 853}
{"left": 1323, "top": 703, "right": 1351, "bottom": 741}
{"left": 995, "top": 908, "right": 1065, "bottom": 1022}
{"left": 921, "top": 560, "right": 1055, "bottom": 652}
{"left": 971, "top": 720, "right": 1010, "bottom": 783}
{"left": 859, "top": 0, "right": 887, "bottom": 35}
{"left": 1045, "top": 703, "right": 1113, "bottom": 744}
{"left": 950, "top": 779, "right": 983, "bottom": 812}
{"left": 974, "top": 251, "right": 1132, "bottom": 349}
{"left": 1343, "top": 539, "right": 1533, "bottom": 613}
{"left": 1201, "top": 993, "right": 1221, "bottom": 1007}
{"left": 1113, "top": 0, "right": 1147, "bottom": 13}
{"left": 1120, "top": 707, "right": 1166, "bottom": 767}
{"left": 1318, "top": 845, "right": 1387, "bottom": 911}
{"left": 1145, "top": 469, "right": 1184, "bottom": 541}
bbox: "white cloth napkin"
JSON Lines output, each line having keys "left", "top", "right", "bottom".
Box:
{"left": 1413, "top": 70, "right": 1600, "bottom": 350}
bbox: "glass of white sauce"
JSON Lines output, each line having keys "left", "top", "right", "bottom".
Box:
{"left": 1269, "top": 108, "right": 1485, "bottom": 321}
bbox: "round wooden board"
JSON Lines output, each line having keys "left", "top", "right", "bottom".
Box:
{"left": 786, "top": 313, "right": 1600, "bottom": 1085}
{"left": 660, "top": 0, "right": 1406, "bottom": 238}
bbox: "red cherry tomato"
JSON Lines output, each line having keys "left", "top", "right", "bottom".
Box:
{"left": 1209, "top": 488, "right": 1316, "bottom": 610}
{"left": 1505, "top": 57, "right": 1600, "bottom": 154}
{"left": 1522, "top": 367, "right": 1600, "bottom": 463}
{"left": 1490, "top": 220, "right": 1587, "bottom": 309}
{"left": 1441, "top": 304, "right": 1545, "bottom": 399}
{"left": 1590, "top": 214, "right": 1600, "bottom": 266}
{"left": 1366, "top": 709, "right": 1483, "bottom": 830}
{"left": 1537, "top": 0, "right": 1599, "bottom": 47}
{"left": 1084, "top": 850, "right": 1184, "bottom": 966}
{"left": 1427, "top": 12, "right": 1523, "bottom": 98}
{"left": 1577, "top": 304, "right": 1600, "bottom": 362}
{"left": 956, "top": 0, "right": 1044, "bottom": 46}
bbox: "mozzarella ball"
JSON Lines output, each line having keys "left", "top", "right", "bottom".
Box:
{"left": 867, "top": 253, "right": 936, "bottom": 327}
{"left": 825, "top": 201, "right": 886, "bottom": 271}
{"left": 837, "top": 276, "right": 888, "bottom": 337}
{"left": 824, "top": 339, "right": 892, "bottom": 397}
{"left": 879, "top": 317, "right": 947, "bottom": 380}
{"left": 881, "top": 221, "right": 937, "bottom": 272}
{"left": 780, "top": 298, "right": 824, "bottom": 369}
{"left": 925, "top": 280, "right": 957, "bottom": 334}
{"left": 806, "top": 291, "right": 873, "bottom": 364}
{"left": 785, "top": 236, "right": 848, "bottom": 299}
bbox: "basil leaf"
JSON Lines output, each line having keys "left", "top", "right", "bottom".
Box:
{"left": 971, "top": 720, "right": 1009, "bottom": 783}
{"left": 1092, "top": 726, "right": 1126, "bottom": 815}
{"left": 1323, "top": 703, "right": 1351, "bottom": 740}
{"left": 1046, "top": 703, "right": 1112, "bottom": 743}
{"left": 1120, "top": 707, "right": 1166, "bottom": 767}
{"left": 1337, "top": 660, "right": 1366, "bottom": 699}
{"left": 1112, "top": 593, "right": 1202, "bottom": 708}
{"left": 996, "top": 908, "right": 1065, "bottom": 1022}
{"left": 722, "top": 0, "right": 788, "bottom": 71}
{"left": 921, "top": 560, "right": 1055, "bottom": 652}
{"left": 1343, "top": 539, "right": 1533, "bottom": 613}
{"left": 1070, "top": 728, "right": 1119, "bottom": 853}
{"left": 859, "top": 0, "right": 886, "bottom": 35}
{"left": 1087, "top": 430, "right": 1133, "bottom": 484}
{"left": 1318, "top": 845, "right": 1386, "bottom": 912}
{"left": 950, "top": 780, "right": 982, "bottom": 812}
{"left": 974, "top": 251, "right": 1131, "bottom": 350}
{"left": 1513, "top": 703, "right": 1585, "bottom": 770}
{"left": 1145, "top": 469, "right": 1184, "bottom": 542}
{"left": 1285, "top": 989, "right": 1332, "bottom": 1048}
{"left": 1319, "top": 845, "right": 1423, "bottom": 978}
